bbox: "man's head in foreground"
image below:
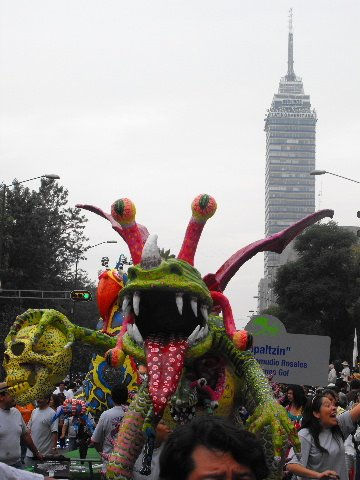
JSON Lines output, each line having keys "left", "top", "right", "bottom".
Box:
{"left": 111, "top": 382, "right": 128, "bottom": 406}
{"left": 159, "top": 415, "right": 269, "bottom": 480}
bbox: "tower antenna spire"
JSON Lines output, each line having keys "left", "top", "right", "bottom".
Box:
{"left": 286, "top": 8, "right": 296, "bottom": 81}
{"left": 289, "top": 7, "right": 293, "bottom": 34}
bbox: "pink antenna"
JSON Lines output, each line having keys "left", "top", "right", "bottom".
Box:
{"left": 178, "top": 194, "right": 217, "bottom": 266}
{"left": 110, "top": 198, "right": 144, "bottom": 265}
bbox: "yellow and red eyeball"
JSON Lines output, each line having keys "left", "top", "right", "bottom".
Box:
{"left": 192, "top": 194, "right": 217, "bottom": 222}
{"left": 111, "top": 198, "right": 136, "bottom": 225}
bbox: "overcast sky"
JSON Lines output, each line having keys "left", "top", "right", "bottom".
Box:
{"left": 1, "top": 0, "right": 359, "bottom": 328}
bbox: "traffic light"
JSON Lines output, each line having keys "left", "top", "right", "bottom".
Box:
{"left": 70, "top": 290, "right": 92, "bottom": 301}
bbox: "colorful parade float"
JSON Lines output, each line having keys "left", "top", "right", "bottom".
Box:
{"left": 3, "top": 194, "right": 333, "bottom": 479}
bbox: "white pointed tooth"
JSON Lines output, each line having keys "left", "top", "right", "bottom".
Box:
{"left": 203, "top": 324, "right": 209, "bottom": 338}
{"left": 187, "top": 325, "right": 201, "bottom": 345}
{"left": 197, "top": 327, "right": 204, "bottom": 342}
{"left": 176, "top": 293, "right": 183, "bottom": 315}
{"left": 190, "top": 298, "right": 198, "bottom": 317}
{"left": 127, "top": 323, "right": 134, "bottom": 338}
{"left": 132, "top": 323, "right": 144, "bottom": 345}
{"left": 122, "top": 296, "right": 131, "bottom": 315}
{"left": 200, "top": 305, "right": 208, "bottom": 321}
{"left": 133, "top": 292, "right": 140, "bottom": 316}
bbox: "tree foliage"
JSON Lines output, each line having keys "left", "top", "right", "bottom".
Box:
{"left": 272, "top": 222, "right": 360, "bottom": 359}
{"left": 2, "top": 179, "right": 89, "bottom": 290}
{"left": 0, "top": 179, "right": 99, "bottom": 376}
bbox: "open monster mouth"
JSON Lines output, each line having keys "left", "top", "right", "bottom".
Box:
{"left": 122, "top": 289, "right": 210, "bottom": 344}
{"left": 121, "top": 289, "right": 211, "bottom": 417}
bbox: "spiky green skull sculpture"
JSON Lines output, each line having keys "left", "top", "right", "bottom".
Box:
{"left": 4, "top": 310, "right": 72, "bottom": 404}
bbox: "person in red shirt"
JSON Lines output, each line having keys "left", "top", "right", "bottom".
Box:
{"left": 16, "top": 403, "right": 35, "bottom": 463}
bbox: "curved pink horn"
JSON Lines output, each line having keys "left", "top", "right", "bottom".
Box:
{"left": 204, "top": 209, "right": 334, "bottom": 292}
{"left": 76, "top": 203, "right": 149, "bottom": 265}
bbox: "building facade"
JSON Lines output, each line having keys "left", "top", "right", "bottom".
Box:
{"left": 259, "top": 12, "right": 317, "bottom": 310}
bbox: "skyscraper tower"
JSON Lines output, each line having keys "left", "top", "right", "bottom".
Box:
{"left": 261, "top": 10, "right": 317, "bottom": 308}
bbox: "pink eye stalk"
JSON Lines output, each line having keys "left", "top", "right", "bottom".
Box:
{"left": 178, "top": 194, "right": 217, "bottom": 266}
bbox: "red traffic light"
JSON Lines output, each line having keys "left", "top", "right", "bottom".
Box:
{"left": 70, "top": 290, "right": 92, "bottom": 301}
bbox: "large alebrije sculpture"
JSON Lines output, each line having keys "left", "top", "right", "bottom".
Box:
{"left": 3, "top": 194, "right": 334, "bottom": 480}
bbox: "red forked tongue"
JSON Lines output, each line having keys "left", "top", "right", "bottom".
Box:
{"left": 145, "top": 338, "right": 188, "bottom": 418}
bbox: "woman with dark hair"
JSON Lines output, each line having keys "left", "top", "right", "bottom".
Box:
{"left": 285, "top": 385, "right": 307, "bottom": 430}
{"left": 287, "top": 394, "right": 360, "bottom": 480}
{"left": 49, "top": 394, "right": 61, "bottom": 411}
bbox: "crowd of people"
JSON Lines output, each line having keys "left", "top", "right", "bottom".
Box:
{"left": 0, "top": 377, "right": 270, "bottom": 480}
{"left": 2, "top": 362, "right": 360, "bottom": 480}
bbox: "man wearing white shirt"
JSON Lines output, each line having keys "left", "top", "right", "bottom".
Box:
{"left": 25, "top": 397, "right": 58, "bottom": 464}
{"left": 53, "top": 381, "right": 72, "bottom": 400}
{"left": 0, "top": 383, "right": 43, "bottom": 468}
{"left": 91, "top": 383, "right": 128, "bottom": 476}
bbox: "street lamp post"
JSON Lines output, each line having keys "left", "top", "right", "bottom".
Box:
{"left": 73, "top": 240, "right": 118, "bottom": 290}
{"left": 311, "top": 169, "right": 360, "bottom": 235}
{"left": 310, "top": 170, "right": 360, "bottom": 184}
{"left": 0, "top": 174, "right": 60, "bottom": 288}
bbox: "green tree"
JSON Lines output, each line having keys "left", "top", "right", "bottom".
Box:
{"left": 273, "top": 222, "right": 360, "bottom": 359}
{"left": 2, "top": 178, "right": 89, "bottom": 289}
{"left": 0, "top": 179, "right": 100, "bottom": 377}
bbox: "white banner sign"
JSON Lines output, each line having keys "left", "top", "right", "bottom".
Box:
{"left": 245, "top": 315, "right": 330, "bottom": 386}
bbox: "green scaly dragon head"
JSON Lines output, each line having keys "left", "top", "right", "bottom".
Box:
{"left": 120, "top": 254, "right": 216, "bottom": 417}
{"left": 122, "top": 255, "right": 212, "bottom": 350}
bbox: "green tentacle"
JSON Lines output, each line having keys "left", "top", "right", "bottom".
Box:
{"left": 106, "top": 381, "right": 153, "bottom": 480}
{"left": 6, "top": 308, "right": 117, "bottom": 353}
{"left": 210, "top": 322, "right": 273, "bottom": 411}
{"left": 72, "top": 324, "right": 117, "bottom": 352}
